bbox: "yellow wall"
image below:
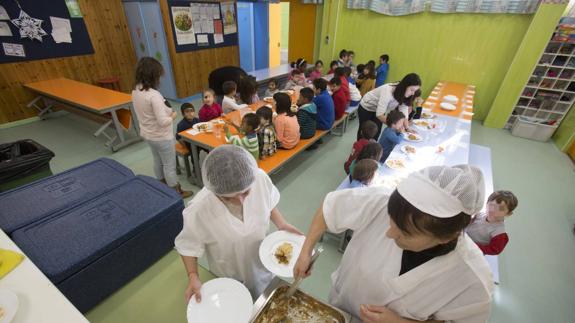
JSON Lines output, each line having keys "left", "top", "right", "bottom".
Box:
{"left": 269, "top": 3, "right": 282, "bottom": 67}
{"left": 287, "top": 0, "right": 317, "bottom": 63}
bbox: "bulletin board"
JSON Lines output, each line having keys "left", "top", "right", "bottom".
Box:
{"left": 167, "top": 0, "right": 238, "bottom": 53}
{"left": 0, "top": 0, "right": 94, "bottom": 64}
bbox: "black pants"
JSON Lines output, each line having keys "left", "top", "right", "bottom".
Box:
{"left": 357, "top": 105, "right": 383, "bottom": 140}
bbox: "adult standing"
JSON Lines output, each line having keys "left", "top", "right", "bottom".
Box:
{"left": 175, "top": 145, "right": 302, "bottom": 300}
{"left": 294, "top": 165, "right": 493, "bottom": 323}
{"left": 131, "top": 57, "right": 192, "bottom": 198}
{"left": 357, "top": 73, "right": 421, "bottom": 140}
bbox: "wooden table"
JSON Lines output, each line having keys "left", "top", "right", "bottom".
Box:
{"left": 0, "top": 230, "right": 89, "bottom": 323}
{"left": 24, "top": 78, "right": 141, "bottom": 152}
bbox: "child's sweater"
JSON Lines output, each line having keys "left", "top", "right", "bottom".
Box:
{"left": 257, "top": 124, "right": 277, "bottom": 158}
{"left": 466, "top": 212, "right": 509, "bottom": 255}
{"left": 375, "top": 63, "right": 389, "bottom": 87}
{"left": 198, "top": 103, "right": 222, "bottom": 122}
{"left": 313, "top": 90, "right": 335, "bottom": 130}
{"left": 297, "top": 102, "right": 317, "bottom": 139}
{"left": 222, "top": 95, "right": 248, "bottom": 114}
{"left": 226, "top": 131, "right": 259, "bottom": 160}
{"left": 378, "top": 127, "right": 403, "bottom": 162}
{"left": 273, "top": 114, "right": 300, "bottom": 149}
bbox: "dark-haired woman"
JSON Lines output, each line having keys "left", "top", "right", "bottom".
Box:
{"left": 357, "top": 73, "right": 421, "bottom": 140}
{"left": 132, "top": 57, "right": 192, "bottom": 198}
{"left": 294, "top": 165, "right": 493, "bottom": 323}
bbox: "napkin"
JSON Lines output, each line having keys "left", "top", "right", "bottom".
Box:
{"left": 186, "top": 129, "right": 200, "bottom": 136}
{"left": 0, "top": 249, "right": 24, "bottom": 278}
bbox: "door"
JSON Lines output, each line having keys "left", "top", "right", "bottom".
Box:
{"left": 237, "top": 2, "right": 255, "bottom": 72}
{"left": 268, "top": 3, "right": 281, "bottom": 68}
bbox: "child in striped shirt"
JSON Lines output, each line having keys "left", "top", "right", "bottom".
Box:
{"left": 224, "top": 113, "right": 260, "bottom": 160}
{"left": 256, "top": 106, "right": 277, "bottom": 159}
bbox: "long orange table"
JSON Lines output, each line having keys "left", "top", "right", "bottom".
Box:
{"left": 24, "top": 78, "right": 141, "bottom": 152}
{"left": 422, "top": 81, "right": 475, "bottom": 121}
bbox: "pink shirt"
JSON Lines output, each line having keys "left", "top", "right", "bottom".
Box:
{"left": 131, "top": 86, "right": 174, "bottom": 141}
{"left": 273, "top": 114, "right": 300, "bottom": 149}
{"left": 309, "top": 70, "right": 322, "bottom": 81}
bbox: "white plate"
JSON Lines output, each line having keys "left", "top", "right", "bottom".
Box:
{"left": 192, "top": 122, "right": 213, "bottom": 133}
{"left": 443, "top": 95, "right": 459, "bottom": 104}
{"left": 412, "top": 119, "right": 436, "bottom": 130}
{"left": 403, "top": 132, "right": 423, "bottom": 142}
{"left": 259, "top": 231, "right": 305, "bottom": 278}
{"left": 187, "top": 278, "right": 252, "bottom": 323}
{"left": 420, "top": 111, "right": 436, "bottom": 119}
{"left": 400, "top": 145, "right": 417, "bottom": 155}
{"left": 0, "top": 290, "right": 18, "bottom": 323}
{"left": 385, "top": 159, "right": 406, "bottom": 170}
{"left": 440, "top": 102, "right": 456, "bottom": 111}
{"left": 263, "top": 97, "right": 274, "bottom": 103}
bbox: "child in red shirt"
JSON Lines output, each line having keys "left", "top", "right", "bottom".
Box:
{"left": 344, "top": 120, "right": 379, "bottom": 174}
{"left": 198, "top": 89, "right": 222, "bottom": 122}
{"left": 333, "top": 67, "right": 350, "bottom": 104}
{"left": 329, "top": 77, "right": 347, "bottom": 121}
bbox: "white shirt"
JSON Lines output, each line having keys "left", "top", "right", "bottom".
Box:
{"left": 174, "top": 169, "right": 279, "bottom": 298}
{"left": 323, "top": 187, "right": 493, "bottom": 323}
{"left": 131, "top": 86, "right": 174, "bottom": 141}
{"left": 349, "top": 82, "right": 362, "bottom": 102}
{"left": 222, "top": 95, "right": 248, "bottom": 114}
{"left": 466, "top": 212, "right": 506, "bottom": 245}
{"left": 360, "top": 83, "right": 409, "bottom": 118}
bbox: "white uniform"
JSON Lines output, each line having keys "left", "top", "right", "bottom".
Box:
{"left": 323, "top": 187, "right": 493, "bottom": 323}
{"left": 174, "top": 169, "right": 279, "bottom": 298}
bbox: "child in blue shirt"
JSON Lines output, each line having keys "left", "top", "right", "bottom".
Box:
{"left": 312, "top": 78, "right": 335, "bottom": 130}
{"left": 378, "top": 109, "right": 405, "bottom": 162}
{"left": 176, "top": 103, "right": 200, "bottom": 150}
{"left": 375, "top": 54, "right": 390, "bottom": 88}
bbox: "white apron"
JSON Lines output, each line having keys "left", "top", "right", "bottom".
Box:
{"left": 323, "top": 187, "right": 494, "bottom": 323}
{"left": 175, "top": 169, "right": 279, "bottom": 298}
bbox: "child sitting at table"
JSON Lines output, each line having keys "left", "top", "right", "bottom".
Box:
{"left": 329, "top": 77, "right": 347, "bottom": 121}
{"left": 222, "top": 81, "right": 248, "bottom": 114}
{"left": 357, "top": 64, "right": 376, "bottom": 97}
{"left": 344, "top": 120, "right": 379, "bottom": 174}
{"left": 328, "top": 60, "right": 338, "bottom": 74}
{"left": 296, "top": 87, "right": 317, "bottom": 140}
{"left": 273, "top": 92, "right": 300, "bottom": 149}
{"left": 224, "top": 112, "right": 260, "bottom": 160}
{"left": 466, "top": 190, "right": 519, "bottom": 255}
{"left": 264, "top": 79, "right": 280, "bottom": 98}
{"left": 344, "top": 66, "right": 362, "bottom": 107}
{"left": 349, "top": 159, "right": 379, "bottom": 188}
{"left": 176, "top": 103, "right": 200, "bottom": 150}
{"left": 255, "top": 106, "right": 277, "bottom": 159}
{"left": 333, "top": 67, "right": 350, "bottom": 104}
{"left": 312, "top": 78, "right": 335, "bottom": 131}
{"left": 198, "top": 89, "right": 222, "bottom": 122}
{"left": 378, "top": 109, "right": 405, "bottom": 163}
{"left": 308, "top": 60, "right": 323, "bottom": 81}
{"left": 348, "top": 142, "right": 383, "bottom": 176}
{"left": 284, "top": 70, "right": 307, "bottom": 90}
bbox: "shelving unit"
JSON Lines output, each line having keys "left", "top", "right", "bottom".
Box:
{"left": 506, "top": 18, "right": 575, "bottom": 130}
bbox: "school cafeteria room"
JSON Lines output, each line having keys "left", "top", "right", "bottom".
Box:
{"left": 0, "top": 0, "right": 574, "bottom": 322}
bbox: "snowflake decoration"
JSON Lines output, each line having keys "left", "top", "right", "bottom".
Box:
{"left": 11, "top": 10, "right": 47, "bottom": 42}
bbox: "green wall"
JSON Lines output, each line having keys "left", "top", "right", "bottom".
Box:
{"left": 281, "top": 2, "right": 290, "bottom": 50}
{"left": 318, "top": 1, "right": 533, "bottom": 120}
{"left": 553, "top": 107, "right": 575, "bottom": 150}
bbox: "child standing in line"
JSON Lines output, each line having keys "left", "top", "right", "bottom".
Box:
{"left": 344, "top": 120, "right": 379, "bottom": 174}
{"left": 176, "top": 103, "right": 200, "bottom": 150}
{"left": 329, "top": 77, "right": 347, "bottom": 121}
{"left": 224, "top": 113, "right": 260, "bottom": 160}
{"left": 312, "top": 78, "right": 335, "bottom": 131}
{"left": 264, "top": 79, "right": 280, "bottom": 98}
{"left": 466, "top": 191, "right": 518, "bottom": 255}
{"left": 198, "top": 89, "right": 222, "bottom": 122}
{"left": 222, "top": 81, "right": 248, "bottom": 114}
{"left": 273, "top": 92, "right": 300, "bottom": 149}
{"left": 328, "top": 60, "right": 338, "bottom": 74}
{"left": 255, "top": 106, "right": 277, "bottom": 159}
{"left": 375, "top": 54, "right": 390, "bottom": 87}
{"left": 308, "top": 60, "right": 324, "bottom": 81}
{"left": 296, "top": 87, "right": 317, "bottom": 140}
{"left": 349, "top": 159, "right": 379, "bottom": 188}
{"left": 348, "top": 142, "right": 383, "bottom": 176}
{"left": 357, "top": 64, "right": 376, "bottom": 96}
{"left": 378, "top": 109, "right": 405, "bottom": 163}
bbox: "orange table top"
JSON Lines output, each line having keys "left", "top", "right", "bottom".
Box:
{"left": 24, "top": 78, "right": 132, "bottom": 113}
{"left": 422, "top": 81, "right": 475, "bottom": 121}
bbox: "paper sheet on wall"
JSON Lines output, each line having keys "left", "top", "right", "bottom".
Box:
{"left": 2, "top": 43, "right": 25, "bottom": 57}
{"left": 211, "top": 4, "right": 220, "bottom": 19}
{"left": 0, "top": 6, "right": 9, "bottom": 20}
{"left": 50, "top": 17, "right": 72, "bottom": 32}
{"left": 190, "top": 3, "right": 200, "bottom": 20}
{"left": 0, "top": 22, "right": 12, "bottom": 36}
{"left": 213, "top": 33, "right": 223, "bottom": 44}
{"left": 171, "top": 6, "right": 195, "bottom": 45}
{"left": 220, "top": 2, "right": 237, "bottom": 35}
{"left": 52, "top": 29, "right": 72, "bottom": 43}
{"left": 196, "top": 34, "right": 208, "bottom": 46}
{"left": 201, "top": 18, "right": 213, "bottom": 34}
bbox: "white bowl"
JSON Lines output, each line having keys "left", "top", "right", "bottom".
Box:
{"left": 440, "top": 102, "right": 457, "bottom": 111}
{"left": 443, "top": 95, "right": 459, "bottom": 104}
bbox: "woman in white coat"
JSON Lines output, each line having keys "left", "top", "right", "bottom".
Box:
{"left": 175, "top": 145, "right": 302, "bottom": 301}
{"left": 294, "top": 165, "right": 493, "bottom": 323}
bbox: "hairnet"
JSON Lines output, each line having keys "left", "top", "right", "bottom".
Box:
{"left": 396, "top": 165, "right": 485, "bottom": 218}
{"left": 202, "top": 145, "right": 258, "bottom": 196}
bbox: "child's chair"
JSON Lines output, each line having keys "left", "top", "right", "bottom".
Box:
{"left": 175, "top": 142, "right": 192, "bottom": 178}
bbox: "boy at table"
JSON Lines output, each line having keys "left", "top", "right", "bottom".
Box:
{"left": 224, "top": 113, "right": 260, "bottom": 160}
{"left": 176, "top": 103, "right": 199, "bottom": 150}
{"left": 222, "top": 81, "right": 248, "bottom": 114}
{"left": 329, "top": 77, "right": 347, "bottom": 121}
{"left": 312, "top": 78, "right": 335, "bottom": 131}
{"left": 378, "top": 110, "right": 405, "bottom": 163}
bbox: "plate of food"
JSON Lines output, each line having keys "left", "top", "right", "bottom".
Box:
{"left": 421, "top": 111, "right": 436, "bottom": 119}
{"left": 0, "top": 290, "right": 18, "bottom": 323}
{"left": 440, "top": 102, "right": 457, "bottom": 111}
{"left": 401, "top": 145, "right": 417, "bottom": 155}
{"left": 187, "top": 278, "right": 253, "bottom": 323}
{"left": 192, "top": 122, "right": 213, "bottom": 133}
{"left": 385, "top": 159, "right": 406, "bottom": 170}
{"left": 412, "top": 119, "right": 437, "bottom": 130}
{"left": 403, "top": 132, "right": 423, "bottom": 142}
{"left": 263, "top": 97, "right": 274, "bottom": 103}
{"left": 259, "top": 231, "right": 305, "bottom": 278}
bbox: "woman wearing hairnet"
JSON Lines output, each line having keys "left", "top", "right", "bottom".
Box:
{"left": 294, "top": 165, "right": 494, "bottom": 323}
{"left": 175, "top": 145, "right": 302, "bottom": 301}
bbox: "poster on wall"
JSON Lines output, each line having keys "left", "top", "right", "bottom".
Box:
{"left": 0, "top": 5, "right": 9, "bottom": 20}
{"left": 0, "top": 22, "right": 13, "bottom": 36}
{"left": 220, "top": 1, "right": 236, "bottom": 35}
{"left": 3, "top": 42, "right": 25, "bottom": 57}
{"left": 171, "top": 6, "right": 195, "bottom": 45}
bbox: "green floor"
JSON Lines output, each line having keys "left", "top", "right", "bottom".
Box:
{"left": 1, "top": 107, "right": 574, "bottom": 323}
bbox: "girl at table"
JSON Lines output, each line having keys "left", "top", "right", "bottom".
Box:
{"left": 273, "top": 92, "right": 300, "bottom": 149}
{"left": 284, "top": 69, "right": 307, "bottom": 90}
{"left": 357, "top": 64, "right": 376, "bottom": 97}
{"left": 131, "top": 57, "right": 192, "bottom": 198}
{"left": 328, "top": 60, "right": 338, "bottom": 75}
{"left": 309, "top": 60, "right": 324, "bottom": 81}
{"left": 264, "top": 79, "right": 280, "bottom": 98}
{"left": 256, "top": 106, "right": 277, "bottom": 159}
{"left": 238, "top": 75, "right": 259, "bottom": 105}
{"left": 198, "top": 89, "right": 223, "bottom": 122}
{"left": 378, "top": 110, "right": 405, "bottom": 163}
{"left": 290, "top": 58, "right": 307, "bottom": 75}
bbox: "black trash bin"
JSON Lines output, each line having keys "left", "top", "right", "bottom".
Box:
{"left": 0, "top": 140, "right": 55, "bottom": 192}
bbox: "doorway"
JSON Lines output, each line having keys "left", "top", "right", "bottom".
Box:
{"left": 268, "top": 2, "right": 289, "bottom": 68}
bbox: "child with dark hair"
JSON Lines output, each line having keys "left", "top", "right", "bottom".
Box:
{"left": 273, "top": 92, "right": 300, "bottom": 149}
{"left": 329, "top": 77, "right": 347, "bottom": 121}
{"left": 198, "top": 89, "right": 222, "bottom": 122}
{"left": 378, "top": 109, "right": 405, "bottom": 162}
{"left": 347, "top": 50, "right": 355, "bottom": 68}
{"left": 337, "top": 49, "right": 349, "bottom": 67}
{"left": 367, "top": 60, "right": 376, "bottom": 68}
{"left": 466, "top": 190, "right": 519, "bottom": 255}
{"left": 350, "top": 159, "right": 379, "bottom": 188}
{"left": 328, "top": 60, "right": 338, "bottom": 74}
{"left": 348, "top": 142, "right": 383, "bottom": 175}
{"left": 344, "top": 120, "right": 379, "bottom": 174}
{"left": 222, "top": 80, "right": 248, "bottom": 114}
{"left": 312, "top": 78, "right": 335, "bottom": 130}
{"left": 238, "top": 75, "right": 259, "bottom": 105}
{"left": 256, "top": 106, "right": 277, "bottom": 159}
{"left": 285, "top": 69, "right": 306, "bottom": 89}
{"left": 264, "top": 79, "right": 280, "bottom": 98}
{"left": 334, "top": 67, "right": 351, "bottom": 104}
{"left": 357, "top": 64, "right": 376, "bottom": 96}
{"left": 375, "top": 54, "right": 390, "bottom": 87}
{"left": 297, "top": 87, "right": 317, "bottom": 139}
{"left": 309, "top": 60, "right": 324, "bottom": 81}
{"left": 343, "top": 66, "right": 355, "bottom": 85}
{"left": 409, "top": 90, "right": 424, "bottom": 120}
{"left": 224, "top": 113, "right": 260, "bottom": 160}
{"left": 176, "top": 103, "right": 200, "bottom": 149}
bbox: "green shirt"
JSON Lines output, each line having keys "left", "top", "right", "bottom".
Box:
{"left": 226, "top": 132, "right": 260, "bottom": 160}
